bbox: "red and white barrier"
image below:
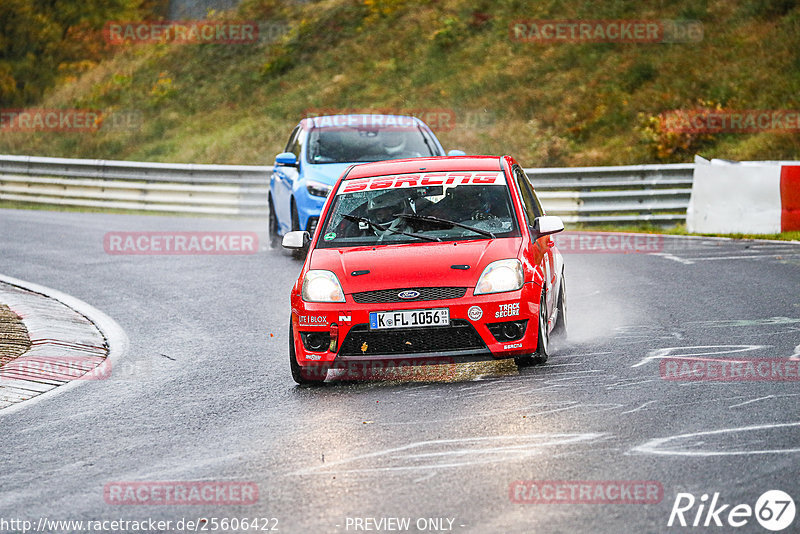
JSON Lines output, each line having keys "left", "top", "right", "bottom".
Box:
{"left": 688, "top": 158, "right": 800, "bottom": 234}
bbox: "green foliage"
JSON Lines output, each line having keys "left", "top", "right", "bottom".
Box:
{"left": 638, "top": 100, "right": 720, "bottom": 162}
{"left": 1, "top": 0, "right": 799, "bottom": 166}
{"left": 741, "top": 0, "right": 797, "bottom": 19}
{"left": 0, "top": 0, "right": 152, "bottom": 106}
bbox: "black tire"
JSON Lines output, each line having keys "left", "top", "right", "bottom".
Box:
{"left": 515, "top": 288, "right": 550, "bottom": 367}
{"left": 532, "top": 288, "right": 550, "bottom": 364}
{"left": 268, "top": 195, "right": 280, "bottom": 249}
{"left": 289, "top": 323, "right": 327, "bottom": 385}
{"left": 290, "top": 201, "right": 307, "bottom": 260}
{"left": 552, "top": 271, "right": 567, "bottom": 341}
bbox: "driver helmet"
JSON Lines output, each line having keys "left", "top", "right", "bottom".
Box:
{"left": 367, "top": 189, "right": 409, "bottom": 225}
{"left": 380, "top": 130, "right": 407, "bottom": 156}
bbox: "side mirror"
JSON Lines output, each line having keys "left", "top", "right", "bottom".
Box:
{"left": 447, "top": 149, "right": 466, "bottom": 157}
{"left": 282, "top": 231, "right": 310, "bottom": 249}
{"left": 532, "top": 215, "right": 564, "bottom": 237}
{"left": 275, "top": 152, "right": 298, "bottom": 167}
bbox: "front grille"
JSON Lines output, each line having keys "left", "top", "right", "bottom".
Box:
{"left": 352, "top": 287, "right": 467, "bottom": 304}
{"left": 339, "top": 320, "right": 486, "bottom": 357}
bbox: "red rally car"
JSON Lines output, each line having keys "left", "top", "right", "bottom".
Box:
{"left": 282, "top": 155, "right": 567, "bottom": 384}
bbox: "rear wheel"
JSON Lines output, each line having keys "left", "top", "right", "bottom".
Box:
{"left": 515, "top": 288, "right": 550, "bottom": 367}
{"left": 552, "top": 271, "right": 567, "bottom": 341}
{"left": 289, "top": 323, "right": 328, "bottom": 385}
{"left": 268, "top": 195, "right": 280, "bottom": 248}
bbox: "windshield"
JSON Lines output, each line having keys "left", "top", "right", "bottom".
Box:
{"left": 317, "top": 171, "right": 520, "bottom": 248}
{"left": 305, "top": 115, "right": 441, "bottom": 164}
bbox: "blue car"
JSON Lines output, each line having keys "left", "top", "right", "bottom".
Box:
{"left": 269, "top": 114, "right": 464, "bottom": 252}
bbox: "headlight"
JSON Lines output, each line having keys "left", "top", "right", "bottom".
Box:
{"left": 302, "top": 270, "right": 345, "bottom": 302}
{"left": 306, "top": 180, "right": 332, "bottom": 197}
{"left": 474, "top": 259, "right": 524, "bottom": 295}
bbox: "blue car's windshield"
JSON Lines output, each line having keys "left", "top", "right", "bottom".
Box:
{"left": 306, "top": 115, "right": 441, "bottom": 164}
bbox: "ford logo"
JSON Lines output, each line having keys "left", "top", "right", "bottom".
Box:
{"left": 398, "top": 290, "right": 420, "bottom": 299}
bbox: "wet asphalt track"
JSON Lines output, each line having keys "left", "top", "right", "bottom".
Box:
{"left": 1, "top": 208, "right": 799, "bottom": 534}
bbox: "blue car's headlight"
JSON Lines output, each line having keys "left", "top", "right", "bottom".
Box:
{"left": 306, "top": 180, "right": 332, "bottom": 197}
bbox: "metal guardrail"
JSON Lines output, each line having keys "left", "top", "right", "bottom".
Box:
{"left": 0, "top": 155, "right": 695, "bottom": 224}
{"left": 526, "top": 163, "right": 694, "bottom": 224}
{"left": 0, "top": 155, "right": 271, "bottom": 216}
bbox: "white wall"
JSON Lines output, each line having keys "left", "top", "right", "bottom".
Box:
{"left": 687, "top": 158, "right": 782, "bottom": 234}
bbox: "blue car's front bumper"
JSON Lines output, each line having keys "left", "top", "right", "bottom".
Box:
{"left": 294, "top": 186, "right": 328, "bottom": 236}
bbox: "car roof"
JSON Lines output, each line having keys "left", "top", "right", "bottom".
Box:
{"left": 344, "top": 156, "right": 505, "bottom": 180}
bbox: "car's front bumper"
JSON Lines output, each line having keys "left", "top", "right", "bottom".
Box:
{"left": 291, "top": 282, "right": 542, "bottom": 368}
{"left": 294, "top": 187, "right": 327, "bottom": 233}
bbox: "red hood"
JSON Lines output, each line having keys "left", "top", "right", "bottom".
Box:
{"left": 309, "top": 238, "right": 522, "bottom": 293}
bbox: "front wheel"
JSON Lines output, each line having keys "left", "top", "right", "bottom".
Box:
{"left": 515, "top": 288, "right": 550, "bottom": 367}
{"left": 289, "top": 323, "right": 327, "bottom": 385}
{"left": 552, "top": 271, "right": 567, "bottom": 341}
{"left": 268, "top": 195, "right": 280, "bottom": 248}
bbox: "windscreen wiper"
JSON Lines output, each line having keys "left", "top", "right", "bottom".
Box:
{"left": 341, "top": 214, "right": 441, "bottom": 242}
{"left": 395, "top": 213, "right": 496, "bottom": 239}
{"left": 416, "top": 125, "right": 439, "bottom": 156}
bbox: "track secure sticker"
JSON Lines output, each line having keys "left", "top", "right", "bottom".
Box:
{"left": 468, "top": 306, "right": 483, "bottom": 321}
{"left": 324, "top": 232, "right": 336, "bottom": 241}
{"left": 496, "top": 303, "right": 520, "bottom": 318}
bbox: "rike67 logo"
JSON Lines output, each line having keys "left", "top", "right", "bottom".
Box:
{"left": 668, "top": 490, "right": 795, "bottom": 531}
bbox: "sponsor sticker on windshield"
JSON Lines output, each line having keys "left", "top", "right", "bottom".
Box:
{"left": 339, "top": 172, "right": 505, "bottom": 194}
{"left": 304, "top": 114, "right": 420, "bottom": 129}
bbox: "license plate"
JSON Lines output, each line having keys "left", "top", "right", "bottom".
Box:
{"left": 369, "top": 308, "right": 450, "bottom": 330}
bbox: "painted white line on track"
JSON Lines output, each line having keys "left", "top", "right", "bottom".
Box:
{"left": 728, "top": 395, "right": 775, "bottom": 409}
{"left": 291, "top": 433, "right": 607, "bottom": 475}
{"left": 630, "top": 422, "right": 800, "bottom": 456}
